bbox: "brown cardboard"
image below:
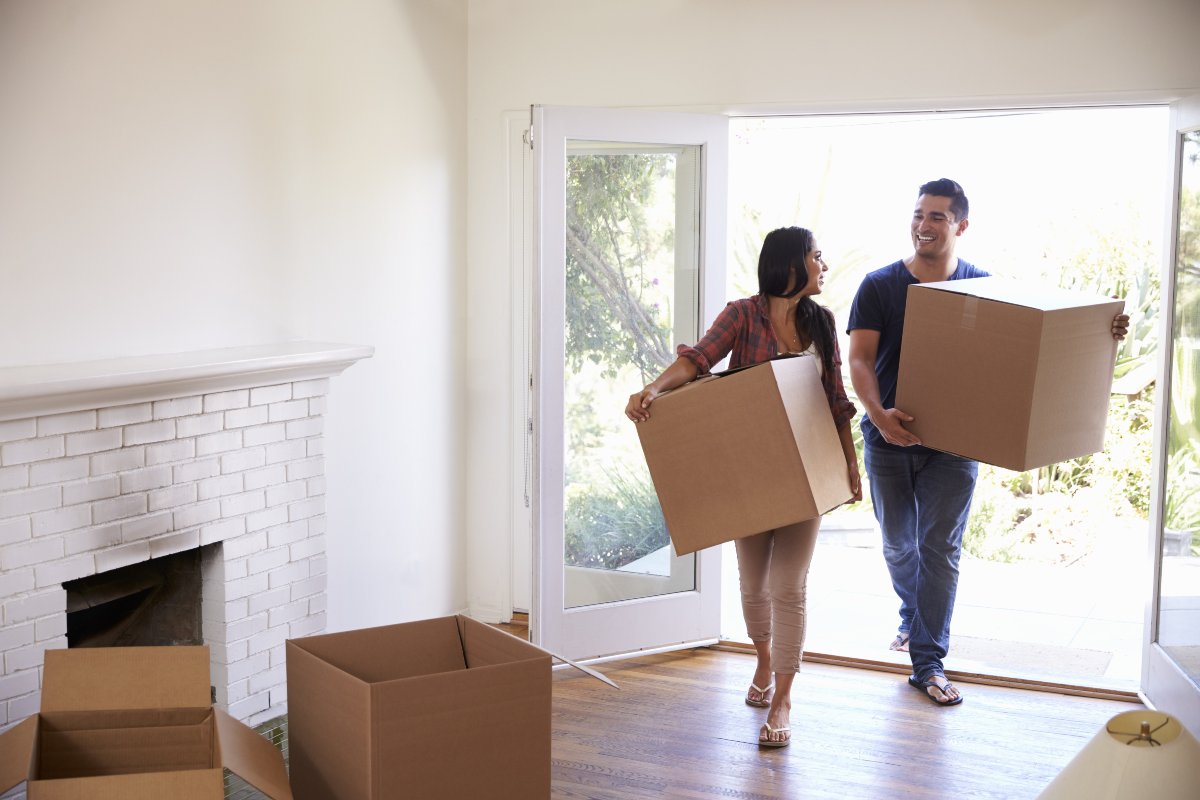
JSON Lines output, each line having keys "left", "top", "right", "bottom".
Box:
{"left": 286, "top": 615, "right": 553, "bottom": 800}
{"left": 0, "top": 646, "right": 292, "bottom": 800}
{"left": 635, "top": 354, "right": 853, "bottom": 555}
{"left": 896, "top": 277, "right": 1124, "bottom": 471}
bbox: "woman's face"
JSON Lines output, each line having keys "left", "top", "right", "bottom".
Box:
{"left": 790, "top": 240, "right": 828, "bottom": 297}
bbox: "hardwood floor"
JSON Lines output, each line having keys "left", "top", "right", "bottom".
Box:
{"left": 550, "top": 647, "right": 1141, "bottom": 799}
{"left": 215, "top": 615, "right": 1140, "bottom": 800}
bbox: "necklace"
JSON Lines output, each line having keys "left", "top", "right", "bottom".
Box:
{"left": 770, "top": 298, "right": 804, "bottom": 351}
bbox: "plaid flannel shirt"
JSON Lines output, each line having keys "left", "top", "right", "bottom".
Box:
{"left": 675, "top": 295, "right": 857, "bottom": 430}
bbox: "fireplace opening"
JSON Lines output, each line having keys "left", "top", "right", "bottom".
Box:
{"left": 64, "top": 546, "right": 213, "bottom": 648}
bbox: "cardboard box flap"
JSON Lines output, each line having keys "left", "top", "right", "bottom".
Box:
{"left": 293, "top": 618, "right": 468, "bottom": 683}
{"left": 456, "top": 616, "right": 545, "bottom": 667}
{"left": 774, "top": 357, "right": 852, "bottom": 513}
{"left": 456, "top": 616, "right": 618, "bottom": 689}
{"left": 214, "top": 708, "right": 293, "bottom": 800}
{"left": 284, "top": 640, "right": 373, "bottom": 800}
{"left": 0, "top": 714, "right": 37, "bottom": 796}
{"left": 33, "top": 769, "right": 224, "bottom": 797}
{"left": 711, "top": 351, "right": 801, "bottom": 377}
{"left": 917, "top": 276, "right": 1122, "bottom": 312}
{"left": 41, "top": 646, "right": 212, "bottom": 712}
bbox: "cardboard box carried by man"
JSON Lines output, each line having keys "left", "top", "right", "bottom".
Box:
{"left": 896, "top": 276, "right": 1125, "bottom": 472}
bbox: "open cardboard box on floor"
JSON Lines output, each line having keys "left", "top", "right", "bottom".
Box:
{"left": 286, "top": 614, "right": 614, "bottom": 800}
{"left": 635, "top": 354, "right": 853, "bottom": 555}
{"left": 896, "top": 277, "right": 1124, "bottom": 471}
{"left": 0, "top": 646, "right": 292, "bottom": 799}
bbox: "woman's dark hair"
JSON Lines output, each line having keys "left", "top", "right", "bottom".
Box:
{"left": 757, "top": 226, "right": 838, "bottom": 378}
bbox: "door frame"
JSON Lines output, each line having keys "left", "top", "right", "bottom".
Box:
{"left": 530, "top": 104, "right": 727, "bottom": 660}
{"left": 1141, "top": 92, "right": 1200, "bottom": 734}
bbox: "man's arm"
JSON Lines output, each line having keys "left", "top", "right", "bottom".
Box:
{"left": 847, "top": 329, "right": 921, "bottom": 447}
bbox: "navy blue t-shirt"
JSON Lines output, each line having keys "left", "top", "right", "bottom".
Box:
{"left": 846, "top": 259, "right": 990, "bottom": 452}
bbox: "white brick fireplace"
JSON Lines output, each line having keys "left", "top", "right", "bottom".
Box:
{"left": 0, "top": 342, "right": 372, "bottom": 729}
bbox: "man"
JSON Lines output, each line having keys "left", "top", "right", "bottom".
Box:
{"left": 846, "top": 178, "right": 1128, "bottom": 706}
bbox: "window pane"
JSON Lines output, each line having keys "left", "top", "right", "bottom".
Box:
{"left": 1159, "top": 127, "right": 1200, "bottom": 688}
{"left": 562, "top": 143, "right": 699, "bottom": 609}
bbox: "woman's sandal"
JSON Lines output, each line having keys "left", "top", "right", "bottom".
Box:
{"left": 758, "top": 722, "right": 791, "bottom": 748}
{"left": 745, "top": 682, "right": 774, "bottom": 708}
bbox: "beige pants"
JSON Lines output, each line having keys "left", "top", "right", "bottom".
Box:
{"left": 734, "top": 518, "right": 820, "bottom": 674}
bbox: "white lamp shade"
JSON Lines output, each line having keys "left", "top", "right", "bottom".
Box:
{"left": 1038, "top": 710, "right": 1200, "bottom": 799}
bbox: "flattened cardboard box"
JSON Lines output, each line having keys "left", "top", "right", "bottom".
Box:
{"left": 896, "top": 277, "right": 1123, "bottom": 471}
{"left": 635, "top": 354, "right": 853, "bottom": 555}
{"left": 0, "top": 646, "right": 292, "bottom": 800}
{"left": 286, "top": 615, "right": 554, "bottom": 800}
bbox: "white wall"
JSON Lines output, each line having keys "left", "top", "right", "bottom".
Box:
{"left": 0, "top": 0, "right": 469, "bottom": 631}
{"left": 464, "top": 0, "right": 1200, "bottom": 619}
{"left": 6, "top": 0, "right": 1198, "bottom": 637}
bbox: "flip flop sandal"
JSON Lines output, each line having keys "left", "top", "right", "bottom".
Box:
{"left": 758, "top": 722, "right": 791, "bottom": 748}
{"left": 908, "top": 674, "right": 964, "bottom": 706}
{"left": 889, "top": 632, "right": 911, "bottom": 652}
{"left": 745, "top": 682, "right": 774, "bottom": 708}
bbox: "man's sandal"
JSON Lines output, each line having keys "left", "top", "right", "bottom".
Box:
{"left": 908, "top": 674, "right": 963, "bottom": 706}
{"left": 745, "top": 682, "right": 773, "bottom": 708}
{"left": 758, "top": 722, "right": 791, "bottom": 748}
{"left": 889, "top": 632, "right": 910, "bottom": 652}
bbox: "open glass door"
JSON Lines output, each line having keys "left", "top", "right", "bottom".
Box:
{"left": 1144, "top": 93, "right": 1200, "bottom": 734}
{"left": 532, "top": 105, "right": 727, "bottom": 660}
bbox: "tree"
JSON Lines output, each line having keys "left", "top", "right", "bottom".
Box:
{"left": 565, "top": 153, "right": 676, "bottom": 383}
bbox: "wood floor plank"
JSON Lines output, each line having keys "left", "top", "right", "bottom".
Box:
{"left": 551, "top": 648, "right": 1140, "bottom": 799}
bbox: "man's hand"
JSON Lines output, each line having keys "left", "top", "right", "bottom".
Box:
{"left": 1112, "top": 312, "right": 1130, "bottom": 341}
{"left": 872, "top": 407, "right": 922, "bottom": 447}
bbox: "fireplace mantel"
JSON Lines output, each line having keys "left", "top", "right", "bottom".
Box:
{"left": 0, "top": 342, "right": 375, "bottom": 422}
{"left": 0, "top": 339, "right": 372, "bottom": 727}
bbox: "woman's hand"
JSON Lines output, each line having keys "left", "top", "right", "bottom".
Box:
{"left": 624, "top": 357, "right": 699, "bottom": 423}
{"left": 846, "top": 460, "right": 863, "bottom": 503}
{"left": 625, "top": 386, "right": 660, "bottom": 423}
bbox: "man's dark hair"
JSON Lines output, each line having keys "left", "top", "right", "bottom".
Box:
{"left": 918, "top": 178, "right": 969, "bottom": 222}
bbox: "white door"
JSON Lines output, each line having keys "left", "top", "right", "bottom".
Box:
{"left": 1143, "top": 93, "right": 1200, "bottom": 735}
{"left": 532, "top": 105, "right": 727, "bottom": 660}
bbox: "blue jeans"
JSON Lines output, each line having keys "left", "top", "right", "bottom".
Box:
{"left": 864, "top": 443, "right": 978, "bottom": 682}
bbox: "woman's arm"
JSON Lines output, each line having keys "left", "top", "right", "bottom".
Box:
{"left": 837, "top": 422, "right": 863, "bottom": 503}
{"left": 624, "top": 357, "right": 700, "bottom": 423}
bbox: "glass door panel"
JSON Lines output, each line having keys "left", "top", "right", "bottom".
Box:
{"left": 562, "top": 143, "right": 698, "bottom": 609}
{"left": 533, "top": 105, "right": 726, "bottom": 660}
{"left": 1158, "top": 126, "right": 1200, "bottom": 684}
{"left": 1145, "top": 94, "right": 1200, "bottom": 736}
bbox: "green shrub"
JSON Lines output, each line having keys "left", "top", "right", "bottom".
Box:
{"left": 564, "top": 471, "right": 670, "bottom": 570}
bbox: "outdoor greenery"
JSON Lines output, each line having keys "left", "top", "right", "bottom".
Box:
{"left": 564, "top": 468, "right": 667, "bottom": 570}
{"left": 563, "top": 153, "right": 674, "bottom": 569}
{"left": 562, "top": 122, "right": 1200, "bottom": 571}
{"left": 962, "top": 139, "right": 1200, "bottom": 563}
{"left": 565, "top": 153, "right": 676, "bottom": 384}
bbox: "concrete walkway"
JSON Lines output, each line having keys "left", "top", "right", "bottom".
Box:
{"left": 719, "top": 515, "right": 1152, "bottom": 692}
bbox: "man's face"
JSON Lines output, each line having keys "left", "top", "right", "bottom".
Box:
{"left": 911, "top": 194, "right": 968, "bottom": 259}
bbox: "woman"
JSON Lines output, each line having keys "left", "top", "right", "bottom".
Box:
{"left": 625, "top": 226, "right": 861, "bottom": 748}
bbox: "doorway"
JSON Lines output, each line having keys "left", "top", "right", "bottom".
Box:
{"left": 722, "top": 106, "right": 1170, "bottom": 692}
